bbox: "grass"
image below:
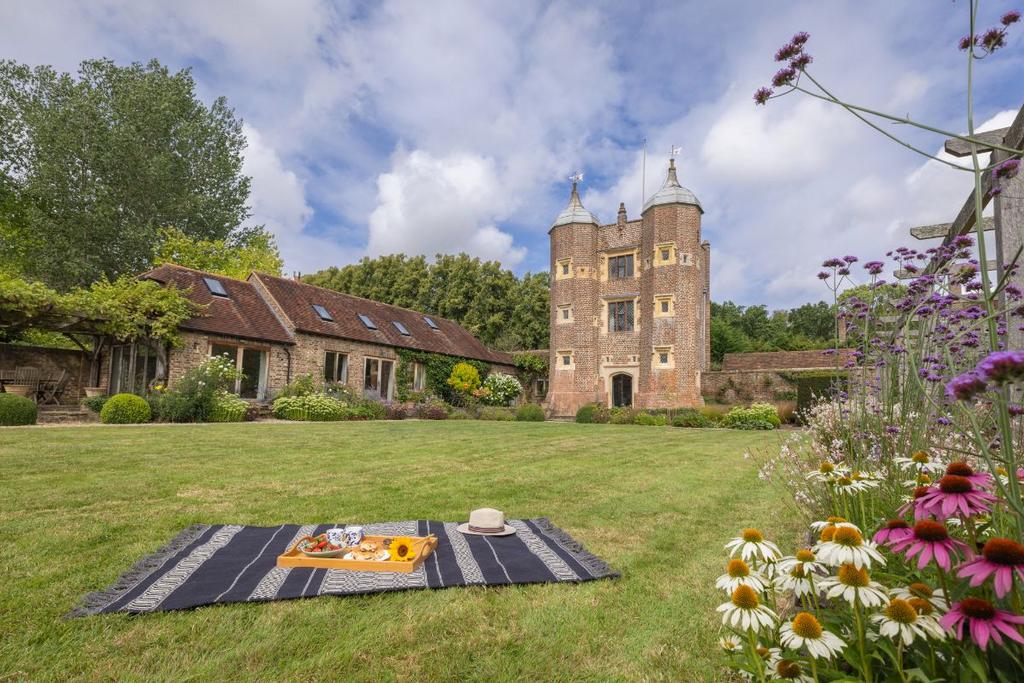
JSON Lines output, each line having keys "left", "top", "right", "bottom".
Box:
{"left": 0, "top": 421, "right": 796, "bottom": 682}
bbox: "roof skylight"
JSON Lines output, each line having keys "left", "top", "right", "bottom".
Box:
{"left": 358, "top": 314, "right": 378, "bottom": 330}
{"left": 423, "top": 316, "right": 439, "bottom": 330}
{"left": 203, "top": 277, "right": 228, "bottom": 297}
{"left": 312, "top": 304, "right": 333, "bottom": 322}
{"left": 392, "top": 321, "right": 411, "bottom": 336}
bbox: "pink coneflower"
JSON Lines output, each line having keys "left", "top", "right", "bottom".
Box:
{"left": 944, "top": 461, "right": 994, "bottom": 489}
{"left": 889, "top": 520, "right": 969, "bottom": 571}
{"left": 914, "top": 475, "right": 997, "bottom": 520}
{"left": 957, "top": 538, "right": 1024, "bottom": 598}
{"left": 896, "top": 486, "right": 933, "bottom": 518}
{"left": 940, "top": 598, "right": 1024, "bottom": 650}
{"left": 873, "top": 519, "right": 913, "bottom": 547}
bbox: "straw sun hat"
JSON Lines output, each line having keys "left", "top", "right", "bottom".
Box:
{"left": 456, "top": 508, "right": 516, "bottom": 536}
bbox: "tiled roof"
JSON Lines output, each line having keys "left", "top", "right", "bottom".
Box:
{"left": 251, "top": 273, "right": 514, "bottom": 365}
{"left": 141, "top": 264, "right": 294, "bottom": 345}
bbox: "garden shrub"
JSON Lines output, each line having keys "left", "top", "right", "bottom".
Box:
{"left": 447, "top": 408, "right": 472, "bottom": 420}
{"left": 272, "top": 394, "right": 345, "bottom": 421}
{"left": 0, "top": 393, "right": 37, "bottom": 426}
{"left": 358, "top": 400, "right": 387, "bottom": 420}
{"left": 209, "top": 392, "right": 248, "bottom": 422}
{"left": 414, "top": 396, "right": 450, "bottom": 420}
{"left": 634, "top": 412, "right": 668, "bottom": 426}
{"left": 515, "top": 403, "right": 545, "bottom": 422}
{"left": 792, "top": 370, "right": 848, "bottom": 417}
{"left": 100, "top": 393, "right": 152, "bottom": 424}
{"left": 81, "top": 395, "right": 109, "bottom": 414}
{"left": 276, "top": 373, "right": 318, "bottom": 398}
{"left": 671, "top": 409, "right": 712, "bottom": 428}
{"left": 576, "top": 403, "right": 610, "bottom": 424}
{"left": 155, "top": 355, "right": 242, "bottom": 422}
{"left": 721, "top": 402, "right": 780, "bottom": 430}
{"left": 479, "top": 406, "right": 515, "bottom": 421}
{"left": 480, "top": 373, "right": 523, "bottom": 406}
{"left": 609, "top": 407, "right": 636, "bottom": 425}
{"left": 385, "top": 403, "right": 407, "bottom": 420}
{"left": 698, "top": 404, "right": 729, "bottom": 424}
{"left": 446, "top": 362, "right": 481, "bottom": 401}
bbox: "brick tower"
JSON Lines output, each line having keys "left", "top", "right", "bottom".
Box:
{"left": 546, "top": 160, "right": 710, "bottom": 417}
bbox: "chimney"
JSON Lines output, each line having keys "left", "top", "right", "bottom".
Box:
{"left": 617, "top": 202, "right": 627, "bottom": 227}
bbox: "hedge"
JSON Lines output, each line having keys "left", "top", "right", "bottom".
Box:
{"left": 0, "top": 393, "right": 37, "bottom": 426}
{"left": 515, "top": 404, "right": 545, "bottom": 422}
{"left": 100, "top": 393, "right": 152, "bottom": 424}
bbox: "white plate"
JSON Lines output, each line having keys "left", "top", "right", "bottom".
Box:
{"left": 343, "top": 550, "right": 391, "bottom": 561}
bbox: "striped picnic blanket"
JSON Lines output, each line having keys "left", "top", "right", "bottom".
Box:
{"left": 69, "top": 519, "right": 617, "bottom": 616}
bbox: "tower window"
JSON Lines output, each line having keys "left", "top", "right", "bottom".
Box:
{"left": 661, "top": 300, "right": 669, "bottom": 313}
{"left": 562, "top": 355, "right": 571, "bottom": 365}
{"left": 661, "top": 248, "right": 670, "bottom": 261}
{"left": 608, "top": 254, "right": 634, "bottom": 279}
{"left": 660, "top": 352, "right": 669, "bottom": 364}
{"left": 562, "top": 263, "right": 569, "bottom": 275}
{"left": 608, "top": 300, "right": 634, "bottom": 332}
{"left": 562, "top": 308, "right": 569, "bottom": 319}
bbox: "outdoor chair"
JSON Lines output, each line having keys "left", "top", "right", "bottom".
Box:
{"left": 10, "top": 366, "right": 42, "bottom": 402}
{"left": 40, "top": 369, "right": 71, "bottom": 405}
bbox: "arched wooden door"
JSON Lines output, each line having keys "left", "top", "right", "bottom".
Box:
{"left": 611, "top": 373, "right": 633, "bottom": 407}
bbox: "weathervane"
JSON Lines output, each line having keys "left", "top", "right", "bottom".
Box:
{"left": 569, "top": 171, "right": 584, "bottom": 185}
{"left": 670, "top": 145, "right": 682, "bottom": 159}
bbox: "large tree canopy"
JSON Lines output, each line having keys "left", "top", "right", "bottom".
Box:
{"left": 304, "top": 254, "right": 550, "bottom": 351}
{"left": 154, "top": 226, "right": 283, "bottom": 279}
{"left": 709, "top": 300, "right": 835, "bottom": 363}
{"left": 0, "top": 58, "right": 252, "bottom": 290}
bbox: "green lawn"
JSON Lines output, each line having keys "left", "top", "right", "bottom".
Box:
{"left": 0, "top": 421, "right": 794, "bottom": 682}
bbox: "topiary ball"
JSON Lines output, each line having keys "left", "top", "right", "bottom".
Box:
{"left": 100, "top": 393, "right": 152, "bottom": 424}
{"left": 0, "top": 393, "right": 38, "bottom": 426}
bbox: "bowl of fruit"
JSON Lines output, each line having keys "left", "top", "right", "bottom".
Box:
{"left": 296, "top": 534, "right": 346, "bottom": 558}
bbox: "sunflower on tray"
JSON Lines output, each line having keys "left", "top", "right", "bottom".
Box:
{"left": 389, "top": 537, "right": 417, "bottom": 562}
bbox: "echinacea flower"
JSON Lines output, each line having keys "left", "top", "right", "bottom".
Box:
{"left": 940, "top": 598, "right": 1024, "bottom": 650}
{"left": 769, "top": 656, "right": 814, "bottom": 682}
{"left": 820, "top": 563, "right": 890, "bottom": 608}
{"left": 957, "top": 537, "right": 1024, "bottom": 598}
{"left": 806, "top": 461, "right": 840, "bottom": 482}
{"left": 871, "top": 598, "right": 945, "bottom": 645}
{"left": 892, "top": 582, "right": 949, "bottom": 614}
{"left": 716, "top": 558, "right": 768, "bottom": 593}
{"left": 873, "top": 519, "right": 914, "bottom": 547}
{"left": 718, "top": 635, "right": 743, "bottom": 652}
{"left": 775, "top": 561, "right": 819, "bottom": 599}
{"left": 777, "top": 548, "right": 827, "bottom": 576}
{"left": 809, "top": 515, "right": 852, "bottom": 532}
{"left": 894, "top": 450, "right": 941, "bottom": 473}
{"left": 889, "top": 520, "right": 969, "bottom": 571}
{"left": 944, "top": 461, "right": 994, "bottom": 489}
{"left": 914, "top": 474, "right": 997, "bottom": 520}
{"left": 834, "top": 473, "right": 880, "bottom": 494}
{"left": 815, "top": 525, "right": 886, "bottom": 569}
{"left": 725, "top": 528, "right": 782, "bottom": 563}
{"left": 779, "top": 612, "right": 846, "bottom": 659}
{"left": 717, "top": 584, "right": 777, "bottom": 633}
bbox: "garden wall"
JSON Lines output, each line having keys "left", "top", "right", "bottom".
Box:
{"left": 700, "top": 369, "right": 796, "bottom": 404}
{"left": 0, "top": 343, "right": 91, "bottom": 403}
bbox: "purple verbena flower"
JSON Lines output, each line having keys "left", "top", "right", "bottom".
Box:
{"left": 771, "top": 67, "right": 797, "bottom": 87}
{"left": 775, "top": 42, "right": 802, "bottom": 62}
{"left": 959, "top": 34, "right": 975, "bottom": 50}
{"left": 791, "top": 31, "right": 810, "bottom": 46}
{"left": 946, "top": 371, "right": 988, "bottom": 401}
{"left": 790, "top": 53, "right": 813, "bottom": 70}
{"left": 817, "top": 271, "right": 830, "bottom": 280}
{"left": 975, "top": 350, "right": 1024, "bottom": 384}
{"left": 993, "top": 158, "right": 1020, "bottom": 180}
{"left": 980, "top": 27, "right": 1007, "bottom": 51}
{"left": 1002, "top": 10, "right": 1021, "bottom": 26}
{"left": 753, "top": 86, "right": 773, "bottom": 105}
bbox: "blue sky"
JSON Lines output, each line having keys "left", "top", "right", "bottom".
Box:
{"left": 3, "top": 1, "right": 1021, "bottom": 307}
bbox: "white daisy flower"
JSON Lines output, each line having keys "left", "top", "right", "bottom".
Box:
{"left": 716, "top": 585, "right": 777, "bottom": 634}
{"left": 833, "top": 474, "right": 880, "bottom": 494}
{"left": 774, "top": 562, "right": 820, "bottom": 599}
{"left": 764, "top": 648, "right": 815, "bottom": 682}
{"left": 777, "top": 548, "right": 828, "bottom": 577}
{"left": 894, "top": 450, "right": 942, "bottom": 473}
{"left": 871, "top": 598, "right": 945, "bottom": 645}
{"left": 814, "top": 525, "right": 886, "bottom": 569}
{"left": 820, "top": 563, "right": 890, "bottom": 608}
{"left": 715, "top": 558, "right": 768, "bottom": 594}
{"left": 805, "top": 461, "right": 843, "bottom": 482}
{"left": 724, "top": 529, "right": 782, "bottom": 563}
{"left": 779, "top": 612, "right": 846, "bottom": 659}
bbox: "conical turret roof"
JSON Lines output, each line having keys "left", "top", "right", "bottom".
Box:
{"left": 643, "top": 159, "right": 702, "bottom": 213}
{"left": 551, "top": 182, "right": 599, "bottom": 228}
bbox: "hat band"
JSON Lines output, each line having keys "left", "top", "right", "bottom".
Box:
{"left": 468, "top": 524, "right": 505, "bottom": 533}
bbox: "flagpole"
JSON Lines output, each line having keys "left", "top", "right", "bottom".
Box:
{"left": 641, "top": 137, "right": 647, "bottom": 211}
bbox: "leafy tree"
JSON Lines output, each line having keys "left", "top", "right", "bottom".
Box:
{"left": 788, "top": 301, "right": 836, "bottom": 340}
{"left": 0, "top": 58, "right": 252, "bottom": 290}
{"left": 304, "top": 254, "right": 549, "bottom": 350}
{"left": 709, "top": 300, "right": 836, "bottom": 364}
{"left": 154, "top": 226, "right": 283, "bottom": 279}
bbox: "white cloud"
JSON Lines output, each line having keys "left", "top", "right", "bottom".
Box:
{"left": 366, "top": 149, "right": 526, "bottom": 267}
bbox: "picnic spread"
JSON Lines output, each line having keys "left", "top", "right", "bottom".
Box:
{"left": 69, "top": 512, "right": 617, "bottom": 616}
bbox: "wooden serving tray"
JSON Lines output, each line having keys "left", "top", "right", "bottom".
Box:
{"left": 276, "top": 534, "right": 438, "bottom": 573}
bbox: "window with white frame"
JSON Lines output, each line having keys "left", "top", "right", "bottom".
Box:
{"left": 412, "top": 362, "right": 427, "bottom": 392}
{"left": 363, "top": 357, "right": 394, "bottom": 400}
{"left": 211, "top": 343, "right": 268, "bottom": 399}
{"left": 325, "top": 351, "right": 348, "bottom": 384}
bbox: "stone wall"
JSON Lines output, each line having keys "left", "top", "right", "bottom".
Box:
{"left": 166, "top": 331, "right": 292, "bottom": 398}
{"left": 0, "top": 343, "right": 91, "bottom": 403}
{"left": 700, "top": 370, "right": 797, "bottom": 404}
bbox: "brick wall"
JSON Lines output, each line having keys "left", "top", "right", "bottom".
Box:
{"left": 0, "top": 343, "right": 91, "bottom": 403}
{"left": 700, "top": 370, "right": 797, "bottom": 404}
{"left": 721, "top": 349, "right": 854, "bottom": 372}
